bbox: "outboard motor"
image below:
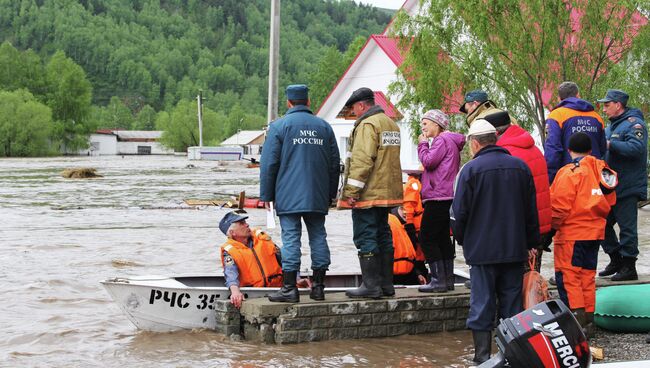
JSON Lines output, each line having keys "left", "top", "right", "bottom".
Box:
{"left": 479, "top": 299, "right": 591, "bottom": 368}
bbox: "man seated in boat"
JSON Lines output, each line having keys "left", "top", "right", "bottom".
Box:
{"left": 389, "top": 207, "right": 427, "bottom": 286}
{"left": 219, "top": 211, "right": 309, "bottom": 308}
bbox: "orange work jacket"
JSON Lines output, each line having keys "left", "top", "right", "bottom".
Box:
{"left": 550, "top": 156, "right": 617, "bottom": 241}
{"left": 389, "top": 214, "right": 416, "bottom": 275}
{"left": 220, "top": 229, "right": 283, "bottom": 287}
{"left": 403, "top": 175, "right": 425, "bottom": 261}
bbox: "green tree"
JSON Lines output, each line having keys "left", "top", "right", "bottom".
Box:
{"left": 309, "top": 35, "right": 366, "bottom": 110}
{"left": 0, "top": 89, "right": 54, "bottom": 157}
{"left": 132, "top": 104, "right": 157, "bottom": 130}
{"left": 157, "top": 99, "right": 223, "bottom": 151}
{"left": 391, "top": 0, "right": 648, "bottom": 139}
{"left": 45, "top": 51, "right": 92, "bottom": 152}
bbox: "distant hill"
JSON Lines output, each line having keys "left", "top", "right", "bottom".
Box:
{"left": 0, "top": 0, "right": 391, "bottom": 115}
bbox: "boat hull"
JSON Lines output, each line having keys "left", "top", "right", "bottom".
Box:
{"left": 102, "top": 271, "right": 470, "bottom": 332}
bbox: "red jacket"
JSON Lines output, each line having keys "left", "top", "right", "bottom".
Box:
{"left": 498, "top": 125, "right": 552, "bottom": 235}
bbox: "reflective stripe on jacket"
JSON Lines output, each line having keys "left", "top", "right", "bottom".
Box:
{"left": 551, "top": 156, "right": 617, "bottom": 241}
{"left": 338, "top": 106, "right": 403, "bottom": 209}
{"left": 220, "top": 229, "right": 283, "bottom": 287}
{"left": 389, "top": 214, "right": 416, "bottom": 275}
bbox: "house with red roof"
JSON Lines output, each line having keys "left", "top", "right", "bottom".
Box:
{"left": 316, "top": 0, "right": 422, "bottom": 170}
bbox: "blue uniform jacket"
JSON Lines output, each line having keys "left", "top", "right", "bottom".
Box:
{"left": 605, "top": 108, "right": 648, "bottom": 200}
{"left": 451, "top": 145, "right": 540, "bottom": 265}
{"left": 544, "top": 97, "right": 606, "bottom": 183}
{"left": 260, "top": 105, "right": 340, "bottom": 215}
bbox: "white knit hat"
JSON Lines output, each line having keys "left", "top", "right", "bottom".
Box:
{"left": 467, "top": 119, "right": 496, "bottom": 137}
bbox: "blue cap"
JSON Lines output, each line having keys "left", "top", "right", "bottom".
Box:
{"left": 286, "top": 84, "right": 309, "bottom": 101}
{"left": 597, "top": 89, "right": 629, "bottom": 105}
{"left": 219, "top": 211, "right": 249, "bottom": 235}
{"left": 460, "top": 90, "right": 489, "bottom": 113}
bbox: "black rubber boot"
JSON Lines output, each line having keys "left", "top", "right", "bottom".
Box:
{"left": 611, "top": 257, "right": 638, "bottom": 281}
{"left": 418, "top": 260, "right": 447, "bottom": 293}
{"left": 346, "top": 253, "right": 383, "bottom": 299}
{"left": 268, "top": 271, "right": 299, "bottom": 303}
{"left": 472, "top": 330, "right": 492, "bottom": 364}
{"left": 309, "top": 269, "right": 326, "bottom": 301}
{"left": 598, "top": 252, "right": 622, "bottom": 277}
{"left": 445, "top": 258, "right": 455, "bottom": 291}
{"left": 380, "top": 251, "right": 395, "bottom": 296}
{"left": 584, "top": 311, "right": 595, "bottom": 339}
{"left": 572, "top": 308, "right": 587, "bottom": 327}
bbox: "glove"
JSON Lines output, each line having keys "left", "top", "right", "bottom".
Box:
{"left": 404, "top": 223, "right": 418, "bottom": 247}
{"left": 539, "top": 229, "right": 556, "bottom": 252}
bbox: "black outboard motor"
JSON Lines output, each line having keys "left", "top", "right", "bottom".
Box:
{"left": 479, "top": 299, "right": 591, "bottom": 368}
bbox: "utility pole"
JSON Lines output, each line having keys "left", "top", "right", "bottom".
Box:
{"left": 197, "top": 90, "right": 204, "bottom": 147}
{"left": 267, "top": 0, "right": 280, "bottom": 124}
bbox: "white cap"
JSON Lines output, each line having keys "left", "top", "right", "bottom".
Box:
{"left": 467, "top": 119, "right": 496, "bottom": 138}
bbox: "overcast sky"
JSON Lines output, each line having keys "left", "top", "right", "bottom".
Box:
{"left": 358, "top": 0, "right": 401, "bottom": 10}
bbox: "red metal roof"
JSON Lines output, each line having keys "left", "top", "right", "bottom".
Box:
{"left": 370, "top": 35, "right": 405, "bottom": 67}
{"left": 374, "top": 91, "right": 402, "bottom": 119}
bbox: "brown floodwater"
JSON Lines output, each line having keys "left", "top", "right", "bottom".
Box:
{"left": 1, "top": 155, "right": 648, "bottom": 367}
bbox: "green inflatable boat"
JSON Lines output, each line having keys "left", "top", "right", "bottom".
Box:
{"left": 595, "top": 284, "right": 650, "bottom": 332}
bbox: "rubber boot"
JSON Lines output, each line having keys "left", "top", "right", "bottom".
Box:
{"left": 598, "top": 252, "right": 622, "bottom": 277}
{"left": 611, "top": 257, "right": 638, "bottom": 281}
{"left": 268, "top": 271, "right": 299, "bottom": 303}
{"left": 584, "top": 312, "right": 595, "bottom": 339}
{"left": 346, "top": 253, "right": 383, "bottom": 299}
{"left": 445, "top": 258, "right": 455, "bottom": 291}
{"left": 379, "top": 251, "right": 395, "bottom": 297}
{"left": 572, "top": 308, "right": 587, "bottom": 327}
{"left": 472, "top": 330, "right": 492, "bottom": 364}
{"left": 418, "top": 260, "right": 447, "bottom": 293}
{"left": 309, "top": 269, "right": 326, "bottom": 301}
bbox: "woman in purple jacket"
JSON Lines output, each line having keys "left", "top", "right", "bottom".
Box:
{"left": 417, "top": 109, "right": 466, "bottom": 292}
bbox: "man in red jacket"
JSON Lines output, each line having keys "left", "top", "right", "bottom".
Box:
{"left": 484, "top": 110, "right": 552, "bottom": 271}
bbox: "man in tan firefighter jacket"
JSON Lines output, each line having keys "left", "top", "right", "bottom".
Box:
{"left": 337, "top": 87, "right": 403, "bottom": 299}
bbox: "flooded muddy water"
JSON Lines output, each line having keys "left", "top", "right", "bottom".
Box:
{"left": 1, "top": 155, "right": 648, "bottom": 367}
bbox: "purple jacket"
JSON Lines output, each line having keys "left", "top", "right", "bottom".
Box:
{"left": 418, "top": 132, "right": 466, "bottom": 201}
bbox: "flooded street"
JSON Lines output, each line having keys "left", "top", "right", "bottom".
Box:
{"left": 1, "top": 155, "right": 649, "bottom": 367}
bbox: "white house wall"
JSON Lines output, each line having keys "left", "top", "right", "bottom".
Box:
{"left": 318, "top": 40, "right": 419, "bottom": 170}
{"left": 78, "top": 134, "right": 117, "bottom": 156}
{"left": 116, "top": 141, "right": 174, "bottom": 155}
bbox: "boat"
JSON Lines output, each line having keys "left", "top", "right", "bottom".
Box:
{"left": 101, "top": 270, "right": 470, "bottom": 332}
{"left": 183, "top": 191, "right": 266, "bottom": 209}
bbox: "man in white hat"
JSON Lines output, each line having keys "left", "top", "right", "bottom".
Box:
{"left": 451, "top": 119, "right": 540, "bottom": 364}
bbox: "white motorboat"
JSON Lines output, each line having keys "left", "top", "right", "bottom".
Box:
{"left": 101, "top": 271, "right": 470, "bottom": 332}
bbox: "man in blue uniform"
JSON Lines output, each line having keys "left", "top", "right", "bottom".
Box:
{"left": 597, "top": 89, "right": 647, "bottom": 281}
{"left": 451, "top": 119, "right": 539, "bottom": 364}
{"left": 544, "top": 81, "right": 607, "bottom": 183}
{"left": 260, "top": 84, "right": 340, "bottom": 302}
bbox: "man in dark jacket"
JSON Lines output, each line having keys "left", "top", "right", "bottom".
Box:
{"left": 260, "top": 84, "right": 340, "bottom": 302}
{"left": 544, "top": 81, "right": 607, "bottom": 183}
{"left": 451, "top": 119, "right": 540, "bottom": 364}
{"left": 597, "top": 89, "right": 647, "bottom": 281}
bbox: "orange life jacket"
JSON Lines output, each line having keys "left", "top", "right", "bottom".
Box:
{"left": 403, "top": 176, "right": 424, "bottom": 231}
{"left": 220, "top": 229, "right": 283, "bottom": 287}
{"left": 389, "top": 214, "right": 416, "bottom": 275}
{"left": 550, "top": 156, "right": 617, "bottom": 241}
{"left": 403, "top": 175, "right": 425, "bottom": 261}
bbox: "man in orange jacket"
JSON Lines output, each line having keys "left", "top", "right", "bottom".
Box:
{"left": 547, "top": 132, "right": 617, "bottom": 334}
{"left": 219, "top": 211, "right": 308, "bottom": 308}
{"left": 389, "top": 207, "right": 427, "bottom": 285}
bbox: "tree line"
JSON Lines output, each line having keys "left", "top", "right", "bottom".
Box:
{"left": 0, "top": 0, "right": 391, "bottom": 156}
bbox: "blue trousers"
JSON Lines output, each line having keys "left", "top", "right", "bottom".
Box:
{"left": 467, "top": 263, "right": 524, "bottom": 331}
{"left": 278, "top": 213, "right": 330, "bottom": 272}
{"left": 602, "top": 196, "right": 639, "bottom": 258}
{"left": 351, "top": 207, "right": 394, "bottom": 255}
